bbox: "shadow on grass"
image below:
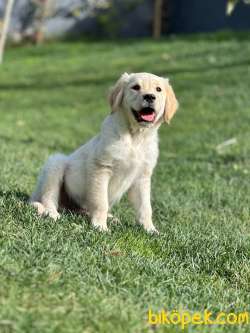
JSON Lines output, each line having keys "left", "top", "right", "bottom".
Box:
{"left": 0, "top": 189, "right": 89, "bottom": 226}
{"left": 0, "top": 189, "right": 29, "bottom": 202}
{"left": 0, "top": 134, "right": 35, "bottom": 145}
{"left": 0, "top": 134, "right": 73, "bottom": 152}
{"left": 154, "top": 58, "right": 250, "bottom": 76}
{"left": 0, "top": 75, "right": 113, "bottom": 91}
{"left": 167, "top": 31, "right": 250, "bottom": 43}
{"left": 58, "top": 30, "right": 250, "bottom": 45}
{"left": 0, "top": 56, "right": 249, "bottom": 92}
{"left": 213, "top": 154, "right": 249, "bottom": 165}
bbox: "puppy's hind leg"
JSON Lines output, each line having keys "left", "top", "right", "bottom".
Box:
{"left": 30, "top": 153, "right": 68, "bottom": 220}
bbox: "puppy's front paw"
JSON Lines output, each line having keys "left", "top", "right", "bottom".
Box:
{"left": 44, "top": 209, "right": 61, "bottom": 221}
{"left": 108, "top": 213, "right": 120, "bottom": 224}
{"left": 144, "top": 225, "right": 159, "bottom": 235}
{"left": 30, "top": 202, "right": 60, "bottom": 221}
{"left": 92, "top": 223, "right": 109, "bottom": 232}
{"left": 91, "top": 212, "right": 109, "bottom": 232}
{"left": 30, "top": 201, "right": 45, "bottom": 216}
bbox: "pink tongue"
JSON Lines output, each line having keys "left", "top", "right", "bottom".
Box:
{"left": 141, "top": 113, "right": 155, "bottom": 122}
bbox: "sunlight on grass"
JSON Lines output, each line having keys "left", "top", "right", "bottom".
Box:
{"left": 0, "top": 34, "right": 250, "bottom": 333}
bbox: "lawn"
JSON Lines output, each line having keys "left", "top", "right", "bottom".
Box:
{"left": 0, "top": 33, "right": 250, "bottom": 333}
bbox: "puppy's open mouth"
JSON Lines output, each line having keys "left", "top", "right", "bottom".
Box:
{"left": 131, "top": 107, "right": 156, "bottom": 123}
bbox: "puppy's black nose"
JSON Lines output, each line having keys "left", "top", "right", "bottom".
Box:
{"left": 143, "top": 94, "right": 156, "bottom": 103}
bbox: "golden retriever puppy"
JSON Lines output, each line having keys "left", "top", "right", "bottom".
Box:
{"left": 30, "top": 72, "right": 178, "bottom": 233}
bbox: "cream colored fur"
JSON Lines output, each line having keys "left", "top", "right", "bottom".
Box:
{"left": 30, "top": 72, "right": 178, "bottom": 233}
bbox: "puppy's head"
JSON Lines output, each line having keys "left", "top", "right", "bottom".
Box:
{"left": 109, "top": 72, "right": 178, "bottom": 127}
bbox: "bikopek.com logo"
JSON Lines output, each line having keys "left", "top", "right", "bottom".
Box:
{"left": 148, "top": 309, "right": 249, "bottom": 330}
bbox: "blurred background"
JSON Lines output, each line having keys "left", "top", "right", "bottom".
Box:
{"left": 1, "top": 0, "right": 250, "bottom": 46}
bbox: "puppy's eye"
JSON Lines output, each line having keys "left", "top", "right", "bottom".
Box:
{"left": 156, "top": 87, "right": 162, "bottom": 92}
{"left": 132, "top": 84, "right": 141, "bottom": 91}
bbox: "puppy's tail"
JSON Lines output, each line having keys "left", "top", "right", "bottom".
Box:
{"left": 30, "top": 153, "right": 68, "bottom": 211}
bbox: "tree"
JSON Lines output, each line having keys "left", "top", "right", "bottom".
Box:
{"left": 0, "top": 0, "right": 15, "bottom": 64}
{"left": 226, "top": 0, "right": 250, "bottom": 15}
{"left": 31, "top": 0, "right": 111, "bottom": 43}
{"left": 153, "top": 0, "right": 163, "bottom": 39}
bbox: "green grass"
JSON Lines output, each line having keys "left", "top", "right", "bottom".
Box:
{"left": 0, "top": 33, "right": 250, "bottom": 333}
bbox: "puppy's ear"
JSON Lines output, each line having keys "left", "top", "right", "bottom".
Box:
{"left": 164, "top": 79, "right": 179, "bottom": 124}
{"left": 109, "top": 73, "right": 130, "bottom": 112}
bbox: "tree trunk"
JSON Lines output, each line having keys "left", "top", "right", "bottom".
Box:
{"left": 0, "top": 0, "right": 15, "bottom": 64}
{"left": 153, "top": 0, "right": 163, "bottom": 39}
{"left": 33, "top": 0, "right": 50, "bottom": 44}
